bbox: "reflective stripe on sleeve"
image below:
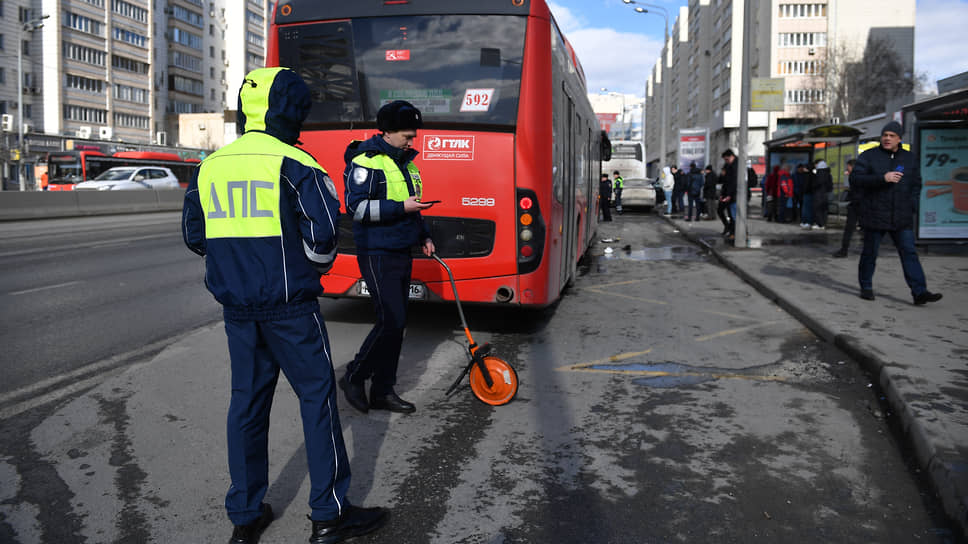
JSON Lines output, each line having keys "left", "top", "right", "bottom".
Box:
{"left": 303, "top": 240, "right": 337, "bottom": 266}
{"left": 353, "top": 200, "right": 381, "bottom": 222}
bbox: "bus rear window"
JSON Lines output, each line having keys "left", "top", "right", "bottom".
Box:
{"left": 277, "top": 15, "right": 526, "bottom": 128}
{"left": 612, "top": 144, "right": 642, "bottom": 162}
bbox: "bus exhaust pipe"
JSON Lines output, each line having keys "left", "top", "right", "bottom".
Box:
{"left": 495, "top": 287, "right": 514, "bottom": 303}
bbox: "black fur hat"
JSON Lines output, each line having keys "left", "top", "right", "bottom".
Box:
{"left": 377, "top": 100, "right": 423, "bottom": 132}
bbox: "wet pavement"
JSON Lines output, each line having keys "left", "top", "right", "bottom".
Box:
{"left": 1, "top": 207, "right": 966, "bottom": 542}
{"left": 655, "top": 205, "right": 968, "bottom": 538}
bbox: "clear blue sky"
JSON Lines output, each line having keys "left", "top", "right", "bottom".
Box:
{"left": 549, "top": 0, "right": 968, "bottom": 97}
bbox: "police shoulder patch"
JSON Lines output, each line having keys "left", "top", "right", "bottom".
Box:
{"left": 352, "top": 167, "right": 368, "bottom": 185}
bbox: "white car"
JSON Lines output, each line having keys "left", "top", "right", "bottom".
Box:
{"left": 616, "top": 177, "right": 657, "bottom": 210}
{"left": 74, "top": 166, "right": 181, "bottom": 190}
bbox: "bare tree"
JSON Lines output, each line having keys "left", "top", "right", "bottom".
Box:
{"left": 822, "top": 35, "right": 924, "bottom": 122}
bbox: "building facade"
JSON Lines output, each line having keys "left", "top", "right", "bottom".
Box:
{"left": 644, "top": 0, "right": 915, "bottom": 173}
{"left": 0, "top": 0, "right": 268, "bottom": 148}
{"left": 589, "top": 92, "right": 644, "bottom": 143}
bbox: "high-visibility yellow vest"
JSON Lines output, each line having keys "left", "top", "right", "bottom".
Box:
{"left": 198, "top": 131, "right": 326, "bottom": 239}
{"left": 351, "top": 153, "right": 422, "bottom": 201}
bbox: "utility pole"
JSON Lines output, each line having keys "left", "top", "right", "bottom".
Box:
{"left": 18, "top": 14, "right": 48, "bottom": 191}
{"left": 735, "top": 0, "right": 752, "bottom": 246}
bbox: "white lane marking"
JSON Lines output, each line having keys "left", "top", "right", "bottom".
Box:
{"left": 8, "top": 281, "right": 82, "bottom": 296}
{"left": 0, "top": 232, "right": 175, "bottom": 258}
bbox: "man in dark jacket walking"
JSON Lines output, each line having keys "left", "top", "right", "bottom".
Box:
{"left": 718, "top": 149, "right": 738, "bottom": 239}
{"left": 850, "top": 121, "right": 942, "bottom": 305}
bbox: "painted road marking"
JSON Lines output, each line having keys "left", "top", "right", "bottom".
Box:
{"left": 8, "top": 281, "right": 81, "bottom": 296}
{"left": 581, "top": 280, "right": 764, "bottom": 322}
{"left": 694, "top": 320, "right": 781, "bottom": 342}
{"left": 559, "top": 355, "right": 786, "bottom": 383}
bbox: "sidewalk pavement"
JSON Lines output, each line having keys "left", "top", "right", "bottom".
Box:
{"left": 657, "top": 206, "right": 968, "bottom": 538}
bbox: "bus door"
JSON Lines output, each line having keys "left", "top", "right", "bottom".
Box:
{"left": 560, "top": 91, "right": 578, "bottom": 290}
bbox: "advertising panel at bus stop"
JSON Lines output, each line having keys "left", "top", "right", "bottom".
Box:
{"left": 678, "top": 128, "right": 708, "bottom": 171}
{"left": 918, "top": 127, "right": 968, "bottom": 239}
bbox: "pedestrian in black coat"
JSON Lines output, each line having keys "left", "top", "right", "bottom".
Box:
{"left": 599, "top": 173, "right": 612, "bottom": 222}
{"left": 850, "top": 121, "right": 941, "bottom": 305}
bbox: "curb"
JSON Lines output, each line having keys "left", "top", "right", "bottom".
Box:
{"left": 661, "top": 214, "right": 968, "bottom": 539}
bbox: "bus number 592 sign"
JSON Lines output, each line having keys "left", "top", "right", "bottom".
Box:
{"left": 460, "top": 89, "right": 494, "bottom": 112}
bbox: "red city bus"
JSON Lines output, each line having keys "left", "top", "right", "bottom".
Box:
{"left": 46, "top": 150, "right": 199, "bottom": 190}
{"left": 269, "top": 0, "right": 607, "bottom": 307}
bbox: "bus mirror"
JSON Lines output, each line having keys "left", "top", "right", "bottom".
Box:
{"left": 480, "top": 48, "right": 501, "bottom": 67}
{"left": 601, "top": 131, "right": 612, "bottom": 161}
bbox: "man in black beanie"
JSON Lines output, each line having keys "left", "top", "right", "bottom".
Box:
{"left": 340, "top": 100, "right": 436, "bottom": 414}
{"left": 850, "top": 121, "right": 942, "bottom": 305}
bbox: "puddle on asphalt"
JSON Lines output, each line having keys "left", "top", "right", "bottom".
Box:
{"left": 600, "top": 245, "right": 708, "bottom": 262}
{"left": 581, "top": 361, "right": 783, "bottom": 388}
{"left": 703, "top": 235, "right": 833, "bottom": 248}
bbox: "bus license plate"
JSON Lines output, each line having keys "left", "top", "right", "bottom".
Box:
{"left": 358, "top": 281, "right": 425, "bottom": 300}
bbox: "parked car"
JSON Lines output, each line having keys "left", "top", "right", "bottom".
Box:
{"left": 74, "top": 166, "right": 181, "bottom": 191}
{"left": 617, "top": 177, "right": 656, "bottom": 210}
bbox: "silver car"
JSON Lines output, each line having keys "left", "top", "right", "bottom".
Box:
{"left": 616, "top": 177, "right": 657, "bottom": 210}
{"left": 74, "top": 166, "right": 181, "bottom": 191}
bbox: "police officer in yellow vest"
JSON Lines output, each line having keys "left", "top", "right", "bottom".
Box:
{"left": 612, "top": 170, "right": 624, "bottom": 214}
{"left": 338, "top": 100, "right": 436, "bottom": 415}
{"left": 182, "top": 67, "right": 387, "bottom": 544}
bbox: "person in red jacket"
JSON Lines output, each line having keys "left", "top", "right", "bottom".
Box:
{"left": 777, "top": 164, "right": 794, "bottom": 223}
{"left": 764, "top": 166, "right": 779, "bottom": 221}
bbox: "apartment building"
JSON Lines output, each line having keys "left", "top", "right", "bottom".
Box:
{"left": 644, "top": 0, "right": 915, "bottom": 171}
{"left": 0, "top": 0, "right": 268, "bottom": 149}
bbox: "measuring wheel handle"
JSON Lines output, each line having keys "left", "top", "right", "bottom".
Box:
{"left": 470, "top": 343, "right": 494, "bottom": 388}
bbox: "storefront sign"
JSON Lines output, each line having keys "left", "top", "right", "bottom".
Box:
{"left": 918, "top": 127, "right": 968, "bottom": 239}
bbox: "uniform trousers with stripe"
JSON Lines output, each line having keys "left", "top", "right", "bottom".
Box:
{"left": 345, "top": 252, "right": 412, "bottom": 396}
{"left": 223, "top": 310, "right": 350, "bottom": 524}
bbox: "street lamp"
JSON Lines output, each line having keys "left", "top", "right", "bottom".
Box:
{"left": 600, "top": 87, "right": 628, "bottom": 140}
{"left": 18, "top": 14, "right": 48, "bottom": 191}
{"left": 624, "top": 0, "right": 669, "bottom": 170}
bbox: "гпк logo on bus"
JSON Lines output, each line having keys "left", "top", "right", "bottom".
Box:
{"left": 422, "top": 135, "right": 475, "bottom": 161}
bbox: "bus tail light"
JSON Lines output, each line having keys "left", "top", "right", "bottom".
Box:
{"left": 516, "top": 189, "right": 544, "bottom": 274}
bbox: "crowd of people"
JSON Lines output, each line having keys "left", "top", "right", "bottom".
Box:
{"left": 602, "top": 123, "right": 943, "bottom": 308}
{"left": 760, "top": 159, "right": 833, "bottom": 230}
{"left": 649, "top": 149, "right": 752, "bottom": 242}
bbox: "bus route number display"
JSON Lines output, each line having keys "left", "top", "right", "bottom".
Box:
{"left": 460, "top": 89, "right": 494, "bottom": 112}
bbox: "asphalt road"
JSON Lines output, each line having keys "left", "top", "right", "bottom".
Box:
{"left": 0, "top": 210, "right": 961, "bottom": 542}
{"left": 0, "top": 212, "right": 219, "bottom": 397}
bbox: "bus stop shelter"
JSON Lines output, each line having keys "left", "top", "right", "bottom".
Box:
{"left": 903, "top": 88, "right": 968, "bottom": 242}
{"left": 763, "top": 124, "right": 865, "bottom": 208}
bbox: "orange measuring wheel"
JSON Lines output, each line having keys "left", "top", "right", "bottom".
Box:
{"left": 469, "top": 356, "right": 518, "bottom": 406}
{"left": 433, "top": 254, "right": 519, "bottom": 407}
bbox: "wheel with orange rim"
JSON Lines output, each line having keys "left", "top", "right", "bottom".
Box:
{"left": 469, "top": 356, "right": 518, "bottom": 405}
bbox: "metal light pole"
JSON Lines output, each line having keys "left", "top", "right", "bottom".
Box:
{"left": 735, "top": 0, "right": 752, "bottom": 246}
{"left": 624, "top": 0, "right": 669, "bottom": 170}
{"left": 17, "top": 15, "right": 47, "bottom": 191}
